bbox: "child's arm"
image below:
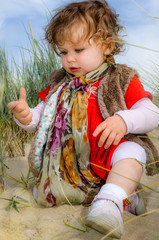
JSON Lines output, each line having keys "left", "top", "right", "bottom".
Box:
{"left": 8, "top": 88, "right": 32, "bottom": 125}
{"left": 93, "top": 97, "right": 159, "bottom": 149}
{"left": 115, "top": 97, "right": 159, "bottom": 134}
{"left": 8, "top": 88, "right": 45, "bottom": 132}
{"left": 13, "top": 101, "right": 45, "bottom": 132}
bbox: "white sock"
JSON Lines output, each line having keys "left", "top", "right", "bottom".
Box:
{"left": 93, "top": 183, "right": 127, "bottom": 209}
{"left": 100, "top": 183, "right": 127, "bottom": 201}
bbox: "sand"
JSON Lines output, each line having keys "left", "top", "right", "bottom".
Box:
{"left": 0, "top": 129, "right": 159, "bottom": 240}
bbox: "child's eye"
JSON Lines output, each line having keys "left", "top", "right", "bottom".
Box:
{"left": 60, "top": 51, "right": 67, "bottom": 55}
{"left": 75, "top": 49, "right": 84, "bottom": 53}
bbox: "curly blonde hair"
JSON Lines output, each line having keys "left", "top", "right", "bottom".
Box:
{"left": 45, "top": 0, "right": 124, "bottom": 56}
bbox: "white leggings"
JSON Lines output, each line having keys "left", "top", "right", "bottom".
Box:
{"left": 111, "top": 141, "right": 147, "bottom": 171}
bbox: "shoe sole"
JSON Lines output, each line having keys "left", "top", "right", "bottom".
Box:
{"left": 86, "top": 214, "right": 123, "bottom": 239}
{"left": 135, "top": 192, "right": 147, "bottom": 215}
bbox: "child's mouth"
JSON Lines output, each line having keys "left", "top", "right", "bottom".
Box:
{"left": 70, "top": 67, "right": 80, "bottom": 72}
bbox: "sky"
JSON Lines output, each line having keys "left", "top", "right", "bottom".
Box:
{"left": 0, "top": 0, "right": 159, "bottom": 85}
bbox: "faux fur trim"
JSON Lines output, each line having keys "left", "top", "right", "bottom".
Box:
{"left": 46, "top": 68, "right": 66, "bottom": 102}
{"left": 98, "top": 64, "right": 139, "bottom": 118}
{"left": 98, "top": 64, "right": 158, "bottom": 175}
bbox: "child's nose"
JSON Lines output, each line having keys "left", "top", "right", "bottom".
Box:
{"left": 67, "top": 53, "right": 76, "bottom": 62}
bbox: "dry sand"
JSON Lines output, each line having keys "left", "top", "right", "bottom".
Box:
{"left": 0, "top": 129, "right": 159, "bottom": 240}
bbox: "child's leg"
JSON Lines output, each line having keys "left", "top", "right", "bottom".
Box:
{"left": 107, "top": 157, "right": 142, "bottom": 195}
{"left": 107, "top": 141, "right": 145, "bottom": 195}
{"left": 86, "top": 141, "right": 146, "bottom": 238}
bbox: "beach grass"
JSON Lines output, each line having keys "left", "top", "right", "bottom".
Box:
{"left": 0, "top": 24, "right": 60, "bottom": 158}
{"left": 0, "top": 24, "right": 60, "bottom": 192}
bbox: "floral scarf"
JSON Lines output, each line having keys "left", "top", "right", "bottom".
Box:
{"left": 33, "top": 63, "right": 109, "bottom": 207}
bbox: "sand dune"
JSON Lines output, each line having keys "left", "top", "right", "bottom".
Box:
{"left": 0, "top": 129, "right": 159, "bottom": 240}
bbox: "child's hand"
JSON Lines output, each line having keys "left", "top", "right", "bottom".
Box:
{"left": 93, "top": 115, "right": 127, "bottom": 149}
{"left": 8, "top": 88, "right": 32, "bottom": 125}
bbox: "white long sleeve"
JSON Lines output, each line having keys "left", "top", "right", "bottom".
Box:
{"left": 15, "top": 97, "right": 159, "bottom": 134}
{"left": 116, "top": 97, "right": 159, "bottom": 134}
{"left": 14, "top": 101, "right": 45, "bottom": 132}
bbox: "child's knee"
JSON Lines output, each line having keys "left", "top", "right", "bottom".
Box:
{"left": 111, "top": 141, "right": 147, "bottom": 171}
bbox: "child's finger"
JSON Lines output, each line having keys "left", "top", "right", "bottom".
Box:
{"left": 19, "top": 88, "right": 27, "bottom": 102}
{"left": 7, "top": 101, "right": 19, "bottom": 111}
{"left": 93, "top": 122, "right": 106, "bottom": 137}
{"left": 14, "top": 108, "right": 31, "bottom": 118}
{"left": 16, "top": 112, "right": 33, "bottom": 125}
{"left": 113, "top": 134, "right": 122, "bottom": 146}
{"left": 104, "top": 132, "right": 116, "bottom": 149}
{"left": 97, "top": 128, "right": 110, "bottom": 147}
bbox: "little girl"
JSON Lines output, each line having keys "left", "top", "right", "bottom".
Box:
{"left": 8, "top": 0, "right": 159, "bottom": 238}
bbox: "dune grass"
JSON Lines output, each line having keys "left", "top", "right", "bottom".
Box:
{"left": 0, "top": 24, "right": 60, "bottom": 191}
{"left": 0, "top": 25, "right": 60, "bottom": 158}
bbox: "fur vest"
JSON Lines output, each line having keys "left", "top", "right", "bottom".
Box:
{"left": 29, "top": 64, "right": 159, "bottom": 176}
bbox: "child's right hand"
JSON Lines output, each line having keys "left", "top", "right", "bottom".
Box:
{"left": 8, "top": 88, "right": 33, "bottom": 125}
{"left": 93, "top": 115, "right": 127, "bottom": 149}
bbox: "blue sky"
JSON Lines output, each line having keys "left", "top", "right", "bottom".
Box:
{"left": 0, "top": 0, "right": 159, "bottom": 79}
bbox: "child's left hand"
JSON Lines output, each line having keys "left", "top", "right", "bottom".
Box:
{"left": 93, "top": 115, "right": 127, "bottom": 149}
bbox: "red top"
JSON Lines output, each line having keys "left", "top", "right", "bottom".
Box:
{"left": 38, "top": 85, "right": 50, "bottom": 101}
{"left": 124, "top": 76, "right": 152, "bottom": 109}
{"left": 38, "top": 76, "right": 152, "bottom": 180}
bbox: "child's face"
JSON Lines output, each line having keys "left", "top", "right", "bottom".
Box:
{"left": 58, "top": 26, "right": 110, "bottom": 76}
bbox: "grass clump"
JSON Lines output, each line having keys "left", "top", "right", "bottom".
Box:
{"left": 0, "top": 24, "right": 60, "bottom": 191}
{"left": 0, "top": 194, "right": 30, "bottom": 212}
{"left": 0, "top": 24, "right": 60, "bottom": 158}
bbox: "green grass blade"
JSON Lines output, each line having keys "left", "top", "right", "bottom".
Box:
{"left": 15, "top": 195, "right": 29, "bottom": 203}
{"left": 63, "top": 222, "right": 86, "bottom": 232}
{"left": 125, "top": 42, "right": 159, "bottom": 53}
{"left": 91, "top": 163, "right": 159, "bottom": 194}
{"left": 13, "top": 202, "right": 19, "bottom": 212}
{"left": 51, "top": 232, "right": 70, "bottom": 240}
{"left": 130, "top": 0, "right": 159, "bottom": 23}
{"left": 5, "top": 203, "right": 12, "bottom": 211}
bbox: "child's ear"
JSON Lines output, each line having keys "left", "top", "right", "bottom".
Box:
{"left": 104, "top": 37, "right": 115, "bottom": 55}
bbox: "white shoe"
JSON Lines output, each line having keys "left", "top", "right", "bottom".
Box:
{"left": 126, "top": 191, "right": 147, "bottom": 215}
{"left": 86, "top": 196, "right": 123, "bottom": 239}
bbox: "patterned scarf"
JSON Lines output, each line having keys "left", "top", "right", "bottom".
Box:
{"left": 33, "top": 63, "right": 110, "bottom": 206}
{"left": 49, "top": 62, "right": 109, "bottom": 153}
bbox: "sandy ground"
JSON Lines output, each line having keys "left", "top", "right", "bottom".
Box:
{"left": 0, "top": 129, "right": 159, "bottom": 240}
